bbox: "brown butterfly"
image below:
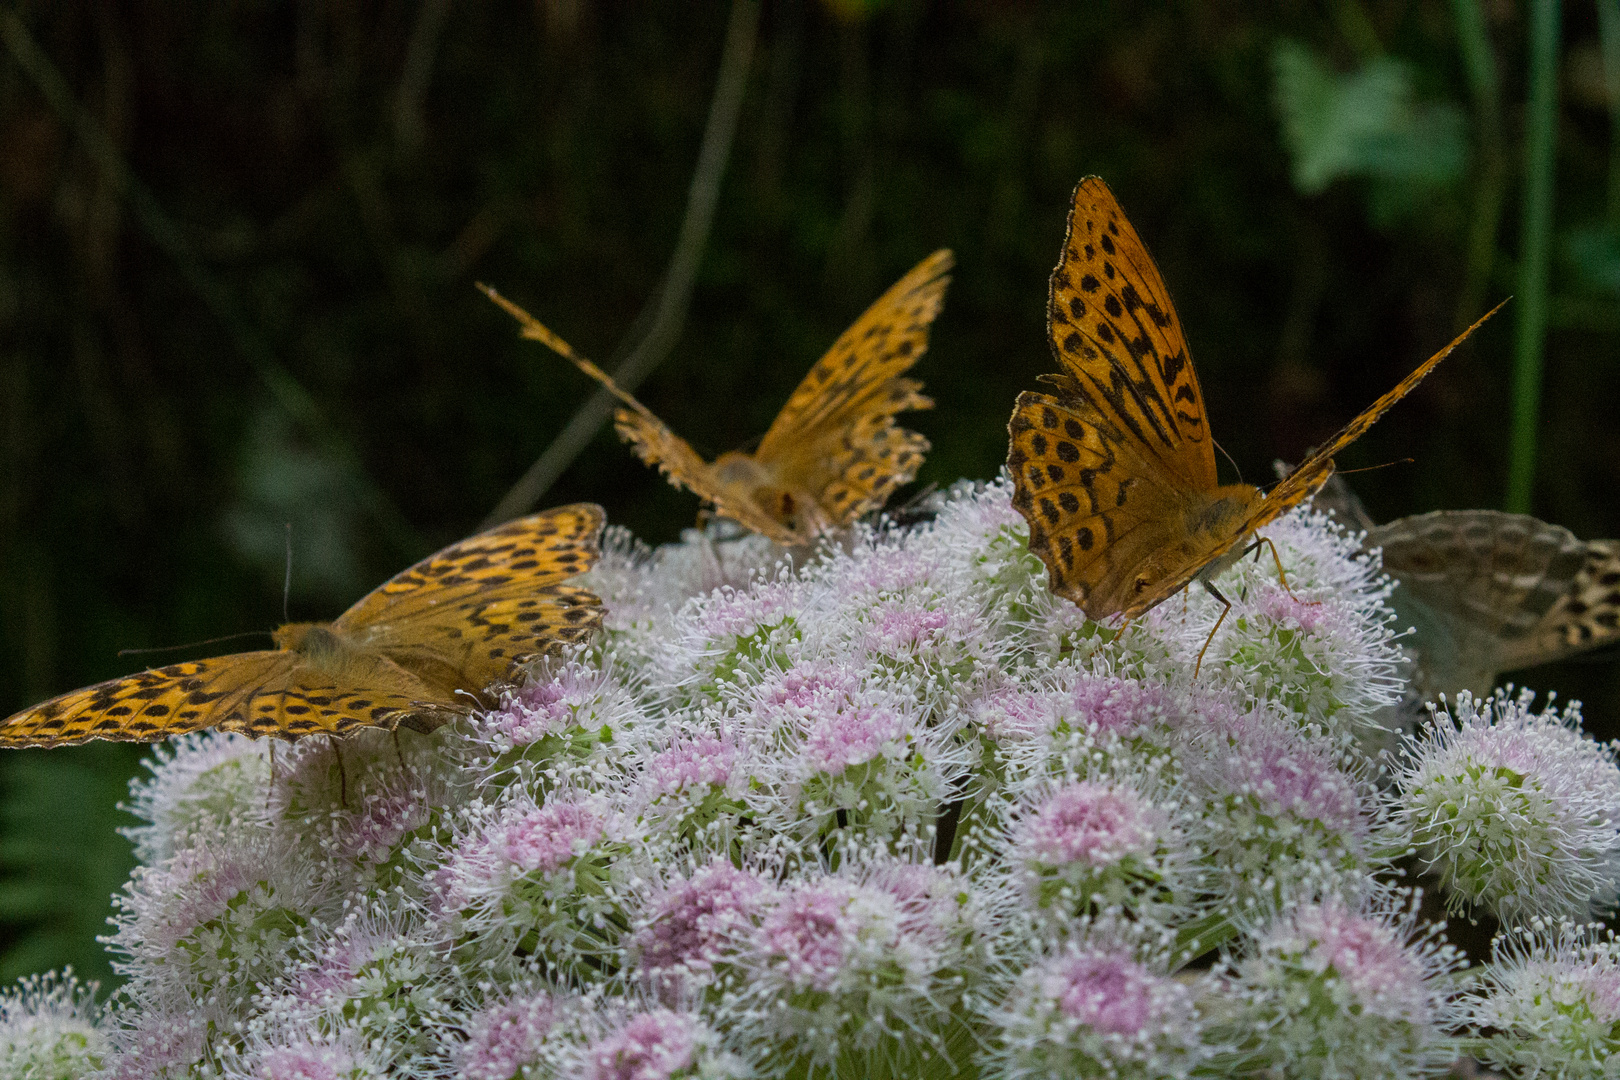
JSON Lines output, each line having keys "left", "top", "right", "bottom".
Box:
{"left": 1007, "top": 176, "right": 1503, "bottom": 638}
{"left": 1309, "top": 473, "right": 1620, "bottom": 699}
{"left": 482, "top": 249, "right": 953, "bottom": 546}
{"left": 0, "top": 505, "right": 606, "bottom": 748}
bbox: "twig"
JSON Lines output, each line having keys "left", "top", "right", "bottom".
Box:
{"left": 482, "top": 0, "right": 761, "bottom": 528}
{"left": 393, "top": 0, "right": 453, "bottom": 153}
{"left": 0, "top": 7, "right": 425, "bottom": 558}
{"left": 1506, "top": 0, "right": 1561, "bottom": 515}
{"left": 1598, "top": 0, "right": 1620, "bottom": 226}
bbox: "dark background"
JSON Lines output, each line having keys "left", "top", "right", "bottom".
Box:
{"left": 0, "top": 0, "right": 1615, "bottom": 984}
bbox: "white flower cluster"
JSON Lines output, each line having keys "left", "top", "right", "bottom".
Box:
{"left": 9, "top": 478, "right": 1620, "bottom": 1079}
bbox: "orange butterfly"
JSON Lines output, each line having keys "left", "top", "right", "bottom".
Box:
{"left": 482, "top": 250, "right": 953, "bottom": 545}
{"left": 1007, "top": 177, "right": 1502, "bottom": 635}
{"left": 0, "top": 505, "right": 605, "bottom": 748}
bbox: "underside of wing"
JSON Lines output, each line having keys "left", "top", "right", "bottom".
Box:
{"left": 1007, "top": 391, "right": 1197, "bottom": 620}
{"left": 1047, "top": 177, "right": 1215, "bottom": 491}
{"left": 754, "top": 249, "right": 952, "bottom": 461}
{"left": 0, "top": 653, "right": 295, "bottom": 747}
{"left": 1372, "top": 510, "right": 1587, "bottom": 646}
{"left": 1506, "top": 537, "right": 1620, "bottom": 672}
{"left": 1253, "top": 301, "right": 1508, "bottom": 539}
{"left": 335, "top": 504, "right": 604, "bottom": 630}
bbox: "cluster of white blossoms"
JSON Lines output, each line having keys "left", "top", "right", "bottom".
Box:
{"left": 6, "top": 477, "right": 1620, "bottom": 1079}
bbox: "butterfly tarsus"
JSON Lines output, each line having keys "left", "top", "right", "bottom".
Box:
{"left": 1195, "top": 581, "right": 1233, "bottom": 678}
{"left": 332, "top": 738, "right": 350, "bottom": 807}
{"left": 1248, "top": 536, "right": 1319, "bottom": 608}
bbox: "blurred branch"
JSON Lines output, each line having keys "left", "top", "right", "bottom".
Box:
{"left": 393, "top": 0, "right": 453, "bottom": 154}
{"left": 1506, "top": 0, "right": 1561, "bottom": 515}
{"left": 0, "top": 7, "right": 425, "bottom": 559}
{"left": 1599, "top": 0, "right": 1620, "bottom": 226}
{"left": 1330, "top": 0, "right": 1382, "bottom": 60}
{"left": 1450, "top": 0, "right": 1507, "bottom": 332}
{"left": 483, "top": 0, "right": 761, "bottom": 528}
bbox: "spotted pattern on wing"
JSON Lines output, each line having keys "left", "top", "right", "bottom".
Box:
{"left": 0, "top": 505, "right": 607, "bottom": 747}
{"left": 1539, "top": 539, "right": 1620, "bottom": 656}
{"left": 755, "top": 249, "right": 951, "bottom": 463}
{"left": 1007, "top": 176, "right": 1503, "bottom": 625}
{"left": 487, "top": 254, "right": 952, "bottom": 545}
{"left": 1047, "top": 178, "right": 1214, "bottom": 490}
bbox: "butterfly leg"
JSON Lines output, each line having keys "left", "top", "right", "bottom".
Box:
{"left": 1252, "top": 536, "right": 1321, "bottom": 607}
{"left": 1194, "top": 581, "right": 1233, "bottom": 678}
{"left": 332, "top": 737, "right": 350, "bottom": 807}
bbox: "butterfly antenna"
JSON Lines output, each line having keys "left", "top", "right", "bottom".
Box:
{"left": 283, "top": 522, "right": 294, "bottom": 624}
{"left": 478, "top": 283, "right": 660, "bottom": 422}
{"left": 1213, "top": 437, "right": 1244, "bottom": 485}
{"left": 1335, "top": 457, "right": 1414, "bottom": 475}
{"left": 118, "top": 631, "right": 273, "bottom": 658}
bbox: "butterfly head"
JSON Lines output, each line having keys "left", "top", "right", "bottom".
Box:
{"left": 273, "top": 622, "right": 342, "bottom": 660}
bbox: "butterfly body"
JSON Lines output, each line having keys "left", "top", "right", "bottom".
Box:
{"left": 1008, "top": 177, "right": 1502, "bottom": 624}
{"left": 484, "top": 249, "right": 952, "bottom": 546}
{"left": 0, "top": 505, "right": 606, "bottom": 748}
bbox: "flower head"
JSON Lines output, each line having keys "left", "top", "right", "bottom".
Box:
{"left": 990, "top": 940, "right": 1207, "bottom": 1080}
{"left": 0, "top": 971, "right": 107, "bottom": 1080}
{"left": 587, "top": 1009, "right": 697, "bottom": 1080}
{"left": 456, "top": 991, "right": 555, "bottom": 1080}
{"left": 630, "top": 859, "right": 769, "bottom": 988}
{"left": 1469, "top": 920, "right": 1620, "bottom": 1079}
{"left": 1394, "top": 689, "right": 1620, "bottom": 920}
{"left": 1223, "top": 893, "right": 1463, "bottom": 1080}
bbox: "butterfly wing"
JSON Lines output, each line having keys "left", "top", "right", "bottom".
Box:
{"left": 1008, "top": 390, "right": 1233, "bottom": 619}
{"left": 1011, "top": 178, "right": 1250, "bottom": 619}
{"left": 0, "top": 654, "right": 293, "bottom": 747}
{"left": 1368, "top": 510, "right": 1587, "bottom": 697}
{"left": 0, "top": 648, "right": 482, "bottom": 747}
{"left": 1239, "top": 301, "right": 1508, "bottom": 543}
{"left": 1044, "top": 178, "right": 1215, "bottom": 491}
{"left": 807, "top": 409, "right": 932, "bottom": 528}
{"left": 333, "top": 505, "right": 606, "bottom": 690}
{"left": 724, "top": 250, "right": 951, "bottom": 538}
{"left": 1513, "top": 539, "right": 1620, "bottom": 668}
{"left": 753, "top": 249, "right": 951, "bottom": 463}
{"left": 482, "top": 285, "right": 786, "bottom": 539}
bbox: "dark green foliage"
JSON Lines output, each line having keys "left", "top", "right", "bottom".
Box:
{"left": 0, "top": 1, "right": 1615, "bottom": 982}
{"left": 0, "top": 744, "right": 139, "bottom": 984}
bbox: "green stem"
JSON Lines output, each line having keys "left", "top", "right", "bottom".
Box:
{"left": 1506, "top": 0, "right": 1560, "bottom": 515}
{"left": 1598, "top": 0, "right": 1620, "bottom": 226}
